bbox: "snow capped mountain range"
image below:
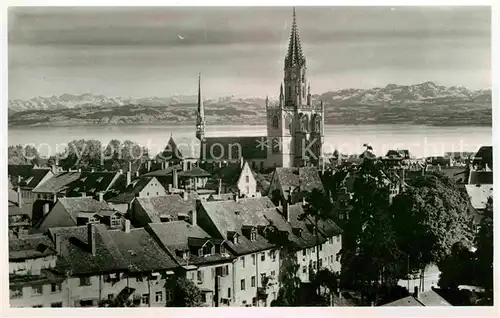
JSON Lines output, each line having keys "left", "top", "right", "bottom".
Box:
{"left": 316, "top": 81, "right": 491, "bottom": 105}
{"left": 8, "top": 81, "right": 491, "bottom": 113}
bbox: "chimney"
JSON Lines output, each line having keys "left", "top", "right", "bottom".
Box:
{"left": 51, "top": 164, "right": 57, "bottom": 174}
{"left": 43, "top": 203, "right": 50, "bottom": 215}
{"left": 189, "top": 209, "right": 197, "bottom": 227}
{"left": 98, "top": 192, "right": 104, "bottom": 202}
{"left": 302, "top": 197, "right": 306, "bottom": 206}
{"left": 240, "top": 157, "right": 244, "bottom": 169}
{"left": 173, "top": 168, "right": 179, "bottom": 189}
{"left": 283, "top": 199, "right": 290, "bottom": 222}
{"left": 168, "top": 184, "right": 173, "bottom": 194}
{"left": 217, "top": 179, "right": 222, "bottom": 195}
{"left": 234, "top": 191, "right": 239, "bottom": 203}
{"left": 54, "top": 233, "right": 62, "bottom": 255}
{"left": 147, "top": 161, "right": 152, "bottom": 172}
{"left": 118, "top": 169, "right": 123, "bottom": 175}
{"left": 123, "top": 219, "right": 131, "bottom": 233}
{"left": 183, "top": 191, "right": 188, "bottom": 201}
{"left": 413, "top": 286, "right": 419, "bottom": 299}
{"left": 17, "top": 187, "right": 22, "bottom": 208}
{"left": 128, "top": 161, "right": 132, "bottom": 173}
{"left": 81, "top": 192, "right": 86, "bottom": 198}
{"left": 87, "top": 223, "right": 96, "bottom": 256}
{"left": 182, "top": 160, "right": 188, "bottom": 171}
{"left": 17, "top": 175, "right": 21, "bottom": 184}
{"left": 91, "top": 167, "right": 95, "bottom": 173}
{"left": 218, "top": 161, "right": 222, "bottom": 168}
{"left": 126, "top": 170, "right": 132, "bottom": 186}
{"left": 161, "top": 161, "right": 166, "bottom": 170}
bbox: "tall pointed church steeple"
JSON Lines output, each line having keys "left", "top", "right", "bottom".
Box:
{"left": 196, "top": 73, "right": 205, "bottom": 141}
{"left": 285, "top": 7, "right": 305, "bottom": 68}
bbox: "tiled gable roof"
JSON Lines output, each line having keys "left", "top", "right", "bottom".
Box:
{"left": 143, "top": 165, "right": 211, "bottom": 178}
{"left": 135, "top": 194, "right": 195, "bottom": 222}
{"left": 200, "top": 197, "right": 280, "bottom": 255}
{"left": 58, "top": 197, "right": 117, "bottom": 223}
{"left": 49, "top": 224, "right": 177, "bottom": 275}
{"left": 107, "top": 227, "right": 178, "bottom": 272}
{"left": 32, "top": 171, "right": 82, "bottom": 194}
{"left": 66, "top": 171, "right": 121, "bottom": 197}
{"left": 8, "top": 165, "right": 52, "bottom": 189}
{"left": 148, "top": 221, "right": 233, "bottom": 266}
{"left": 9, "top": 234, "right": 56, "bottom": 260}
{"left": 201, "top": 136, "right": 268, "bottom": 160}
{"left": 107, "top": 176, "right": 163, "bottom": 204}
{"left": 274, "top": 167, "right": 325, "bottom": 199}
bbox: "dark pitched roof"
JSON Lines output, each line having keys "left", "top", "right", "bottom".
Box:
{"left": 49, "top": 224, "right": 177, "bottom": 275}
{"left": 56, "top": 197, "right": 119, "bottom": 223}
{"left": 473, "top": 146, "right": 492, "bottom": 167}
{"left": 206, "top": 162, "right": 244, "bottom": 186}
{"left": 148, "top": 221, "right": 233, "bottom": 266}
{"left": 143, "top": 165, "right": 211, "bottom": 178}
{"left": 385, "top": 149, "right": 411, "bottom": 159}
{"left": 200, "top": 197, "right": 280, "bottom": 255}
{"left": 107, "top": 227, "right": 178, "bottom": 272}
{"left": 8, "top": 165, "right": 52, "bottom": 189}
{"left": 135, "top": 194, "right": 195, "bottom": 222}
{"left": 274, "top": 167, "right": 325, "bottom": 199}
{"left": 208, "top": 193, "right": 235, "bottom": 201}
{"left": 9, "top": 269, "right": 65, "bottom": 287}
{"left": 66, "top": 171, "right": 121, "bottom": 197}
{"left": 32, "top": 171, "right": 82, "bottom": 194}
{"left": 157, "top": 136, "right": 184, "bottom": 161}
{"left": 201, "top": 136, "right": 268, "bottom": 160}
{"left": 468, "top": 171, "right": 493, "bottom": 185}
{"left": 107, "top": 177, "right": 163, "bottom": 204}
{"left": 9, "top": 234, "right": 56, "bottom": 261}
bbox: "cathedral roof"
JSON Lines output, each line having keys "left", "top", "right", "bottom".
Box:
{"left": 201, "top": 136, "right": 268, "bottom": 161}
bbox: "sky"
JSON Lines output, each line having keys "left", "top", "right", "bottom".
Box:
{"left": 8, "top": 6, "right": 491, "bottom": 100}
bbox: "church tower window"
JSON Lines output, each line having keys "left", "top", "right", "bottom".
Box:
{"left": 301, "top": 114, "right": 309, "bottom": 132}
{"left": 272, "top": 116, "right": 279, "bottom": 129}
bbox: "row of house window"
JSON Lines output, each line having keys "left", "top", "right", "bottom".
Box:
{"left": 10, "top": 282, "right": 62, "bottom": 299}
{"left": 240, "top": 251, "right": 276, "bottom": 268}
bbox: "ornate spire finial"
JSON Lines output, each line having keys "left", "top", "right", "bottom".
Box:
{"left": 285, "top": 7, "right": 304, "bottom": 68}
{"left": 196, "top": 72, "right": 205, "bottom": 141}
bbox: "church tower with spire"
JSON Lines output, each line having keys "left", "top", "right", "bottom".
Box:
{"left": 196, "top": 73, "right": 205, "bottom": 141}
{"left": 266, "top": 8, "right": 324, "bottom": 168}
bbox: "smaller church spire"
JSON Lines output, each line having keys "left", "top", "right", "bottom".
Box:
{"left": 196, "top": 73, "right": 205, "bottom": 141}
{"left": 265, "top": 95, "right": 269, "bottom": 109}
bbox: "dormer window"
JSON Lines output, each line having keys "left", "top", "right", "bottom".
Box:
{"left": 250, "top": 230, "right": 257, "bottom": 241}
{"left": 81, "top": 177, "right": 87, "bottom": 182}
{"left": 292, "top": 227, "right": 302, "bottom": 237}
{"left": 96, "top": 177, "right": 104, "bottom": 183}
{"left": 199, "top": 241, "right": 215, "bottom": 257}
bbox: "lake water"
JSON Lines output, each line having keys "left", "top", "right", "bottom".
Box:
{"left": 8, "top": 124, "right": 492, "bottom": 159}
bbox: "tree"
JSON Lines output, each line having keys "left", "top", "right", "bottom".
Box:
{"left": 437, "top": 242, "right": 476, "bottom": 290}
{"left": 8, "top": 144, "right": 40, "bottom": 165}
{"left": 475, "top": 197, "right": 493, "bottom": 292}
{"left": 391, "top": 172, "right": 475, "bottom": 290}
{"left": 170, "top": 277, "right": 203, "bottom": 307}
{"left": 58, "top": 139, "right": 103, "bottom": 170}
{"left": 273, "top": 250, "right": 302, "bottom": 306}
